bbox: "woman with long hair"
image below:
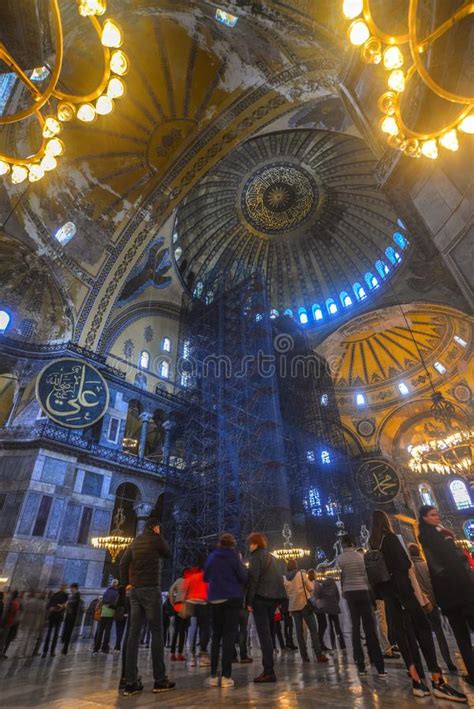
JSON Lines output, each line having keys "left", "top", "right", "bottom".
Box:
{"left": 418, "top": 504, "right": 474, "bottom": 687}
{"left": 370, "top": 510, "right": 466, "bottom": 702}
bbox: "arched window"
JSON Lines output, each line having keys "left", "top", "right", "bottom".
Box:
{"left": 138, "top": 350, "right": 150, "bottom": 370}
{"left": 306, "top": 450, "right": 316, "bottom": 463}
{"left": 312, "top": 304, "right": 323, "bottom": 321}
{"left": 308, "top": 487, "right": 322, "bottom": 517}
{"left": 353, "top": 283, "right": 366, "bottom": 301}
{"left": 298, "top": 307, "right": 309, "bottom": 325}
{"left": 54, "top": 222, "right": 76, "bottom": 245}
{"left": 158, "top": 360, "right": 170, "bottom": 379}
{"left": 326, "top": 298, "right": 337, "bottom": 315}
{"left": 419, "top": 483, "right": 436, "bottom": 507}
{"left": 134, "top": 372, "right": 148, "bottom": 390}
{"left": 365, "top": 272, "right": 378, "bottom": 289}
{"left": 193, "top": 281, "right": 203, "bottom": 298}
{"left": 397, "top": 218, "right": 407, "bottom": 230}
{"left": 161, "top": 337, "right": 171, "bottom": 352}
{"left": 340, "top": 291, "right": 353, "bottom": 307}
{"left": 356, "top": 392, "right": 366, "bottom": 406}
{"left": 375, "top": 259, "right": 389, "bottom": 278}
{"left": 393, "top": 231, "right": 408, "bottom": 250}
{"left": 450, "top": 480, "right": 472, "bottom": 510}
{"left": 284, "top": 308, "right": 293, "bottom": 317}
{"left": 321, "top": 393, "right": 329, "bottom": 406}
{"left": 0, "top": 310, "right": 11, "bottom": 333}
{"left": 321, "top": 450, "right": 331, "bottom": 464}
{"left": 270, "top": 308, "right": 279, "bottom": 319}
{"left": 385, "top": 246, "right": 401, "bottom": 264}
{"left": 398, "top": 382, "right": 409, "bottom": 395}
{"left": 174, "top": 246, "right": 183, "bottom": 261}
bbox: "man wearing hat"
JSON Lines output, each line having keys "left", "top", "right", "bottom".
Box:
{"left": 120, "top": 517, "right": 174, "bottom": 696}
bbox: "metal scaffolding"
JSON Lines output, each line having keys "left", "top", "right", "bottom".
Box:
{"left": 169, "top": 273, "right": 290, "bottom": 571}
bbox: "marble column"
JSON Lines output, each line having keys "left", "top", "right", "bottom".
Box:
{"left": 162, "top": 419, "right": 176, "bottom": 467}
{"left": 133, "top": 502, "right": 154, "bottom": 535}
{"left": 138, "top": 412, "right": 153, "bottom": 458}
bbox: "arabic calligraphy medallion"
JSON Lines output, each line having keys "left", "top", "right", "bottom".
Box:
{"left": 36, "top": 358, "right": 109, "bottom": 428}
{"left": 355, "top": 458, "right": 400, "bottom": 504}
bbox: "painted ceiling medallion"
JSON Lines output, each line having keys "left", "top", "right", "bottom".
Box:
{"left": 241, "top": 164, "right": 316, "bottom": 234}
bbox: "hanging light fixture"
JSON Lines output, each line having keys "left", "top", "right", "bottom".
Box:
{"left": 341, "top": 0, "right": 473, "bottom": 159}
{"left": 408, "top": 428, "right": 473, "bottom": 476}
{"left": 91, "top": 505, "right": 133, "bottom": 562}
{"left": 273, "top": 523, "right": 310, "bottom": 561}
{"left": 0, "top": 1, "right": 128, "bottom": 183}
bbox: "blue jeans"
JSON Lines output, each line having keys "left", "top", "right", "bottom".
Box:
{"left": 125, "top": 587, "right": 165, "bottom": 684}
{"left": 252, "top": 598, "right": 276, "bottom": 675}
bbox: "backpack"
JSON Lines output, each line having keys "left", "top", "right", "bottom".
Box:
{"left": 364, "top": 536, "right": 390, "bottom": 586}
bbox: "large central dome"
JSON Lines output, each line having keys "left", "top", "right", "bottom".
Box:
{"left": 173, "top": 129, "right": 407, "bottom": 317}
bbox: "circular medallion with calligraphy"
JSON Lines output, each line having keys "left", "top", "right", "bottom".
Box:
{"left": 355, "top": 458, "right": 401, "bottom": 504}
{"left": 36, "top": 358, "right": 109, "bottom": 429}
{"left": 241, "top": 163, "right": 317, "bottom": 235}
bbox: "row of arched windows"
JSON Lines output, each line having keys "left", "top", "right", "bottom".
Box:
{"left": 271, "top": 230, "right": 409, "bottom": 325}
{"left": 419, "top": 480, "right": 473, "bottom": 511}
{"left": 138, "top": 338, "right": 172, "bottom": 371}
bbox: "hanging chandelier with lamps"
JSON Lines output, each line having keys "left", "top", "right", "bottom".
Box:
{"left": 273, "top": 523, "right": 310, "bottom": 561}
{"left": 408, "top": 427, "right": 473, "bottom": 476}
{"left": 0, "top": 0, "right": 128, "bottom": 184}
{"left": 342, "top": 0, "right": 473, "bottom": 159}
{"left": 91, "top": 505, "right": 133, "bottom": 562}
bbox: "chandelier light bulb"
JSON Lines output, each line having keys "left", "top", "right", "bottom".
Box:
{"left": 11, "top": 165, "right": 28, "bottom": 184}
{"left": 348, "top": 20, "right": 370, "bottom": 46}
{"left": 28, "top": 164, "right": 45, "bottom": 182}
{"left": 107, "top": 77, "right": 125, "bottom": 99}
{"left": 77, "top": 103, "right": 96, "bottom": 122}
{"left": 78, "top": 0, "right": 106, "bottom": 16}
{"left": 42, "top": 116, "right": 61, "bottom": 138}
{"left": 378, "top": 91, "right": 397, "bottom": 115}
{"left": 45, "top": 138, "right": 65, "bottom": 157}
{"left": 362, "top": 37, "right": 382, "bottom": 64}
{"left": 95, "top": 95, "right": 114, "bottom": 115}
{"left": 101, "top": 20, "right": 123, "bottom": 48}
{"left": 57, "top": 102, "right": 75, "bottom": 122}
{"left": 110, "top": 50, "right": 129, "bottom": 76}
{"left": 458, "top": 114, "right": 474, "bottom": 134}
{"left": 0, "top": 160, "right": 10, "bottom": 176}
{"left": 383, "top": 45, "right": 404, "bottom": 70}
{"left": 421, "top": 139, "right": 438, "bottom": 159}
{"left": 342, "top": 0, "right": 363, "bottom": 20}
{"left": 387, "top": 69, "right": 405, "bottom": 92}
{"left": 380, "top": 115, "right": 399, "bottom": 136}
{"left": 40, "top": 155, "right": 57, "bottom": 171}
{"left": 439, "top": 129, "right": 459, "bottom": 152}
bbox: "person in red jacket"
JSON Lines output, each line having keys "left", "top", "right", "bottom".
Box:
{"left": 182, "top": 557, "right": 211, "bottom": 667}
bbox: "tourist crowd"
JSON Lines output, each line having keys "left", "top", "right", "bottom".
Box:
{"left": 0, "top": 504, "right": 472, "bottom": 703}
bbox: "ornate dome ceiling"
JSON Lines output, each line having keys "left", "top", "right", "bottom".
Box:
{"left": 173, "top": 129, "right": 407, "bottom": 315}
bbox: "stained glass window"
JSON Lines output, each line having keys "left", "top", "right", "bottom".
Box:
{"left": 0, "top": 310, "right": 10, "bottom": 333}
{"left": 385, "top": 246, "right": 400, "bottom": 264}
{"left": 419, "top": 483, "right": 436, "bottom": 507}
{"left": 159, "top": 360, "right": 170, "bottom": 379}
{"left": 308, "top": 487, "right": 322, "bottom": 516}
{"left": 450, "top": 480, "right": 472, "bottom": 510}
{"left": 299, "top": 307, "right": 309, "bottom": 324}
{"left": 321, "top": 450, "right": 331, "bottom": 464}
{"left": 215, "top": 8, "right": 238, "bottom": 26}
{"left": 365, "top": 272, "right": 378, "bottom": 289}
{"left": 353, "top": 283, "right": 366, "bottom": 300}
{"left": 55, "top": 222, "right": 76, "bottom": 245}
{"left": 326, "top": 299, "right": 337, "bottom": 315}
{"left": 393, "top": 231, "right": 408, "bottom": 250}
{"left": 312, "top": 304, "right": 323, "bottom": 321}
{"left": 340, "top": 291, "right": 352, "bottom": 307}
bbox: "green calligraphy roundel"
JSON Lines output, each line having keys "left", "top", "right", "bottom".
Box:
{"left": 355, "top": 458, "right": 400, "bottom": 504}
{"left": 36, "top": 358, "right": 109, "bottom": 429}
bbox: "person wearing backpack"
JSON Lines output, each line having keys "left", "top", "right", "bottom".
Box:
{"left": 337, "top": 534, "right": 385, "bottom": 677}
{"left": 369, "top": 510, "right": 466, "bottom": 702}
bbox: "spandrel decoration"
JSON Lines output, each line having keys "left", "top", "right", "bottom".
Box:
{"left": 35, "top": 358, "right": 109, "bottom": 428}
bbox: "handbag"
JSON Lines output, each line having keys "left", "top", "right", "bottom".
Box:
{"left": 178, "top": 601, "right": 195, "bottom": 620}
{"left": 364, "top": 535, "right": 390, "bottom": 586}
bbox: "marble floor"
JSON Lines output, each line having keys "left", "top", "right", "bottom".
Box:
{"left": 1, "top": 642, "right": 473, "bottom": 708}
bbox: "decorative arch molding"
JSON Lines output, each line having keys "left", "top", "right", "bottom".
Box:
{"left": 99, "top": 301, "right": 181, "bottom": 354}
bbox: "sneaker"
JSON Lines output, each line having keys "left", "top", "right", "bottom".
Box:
{"left": 206, "top": 675, "right": 219, "bottom": 687}
{"left": 153, "top": 679, "right": 176, "bottom": 693}
{"left": 254, "top": 672, "right": 277, "bottom": 683}
{"left": 176, "top": 654, "right": 186, "bottom": 662}
{"left": 221, "top": 676, "right": 234, "bottom": 688}
{"left": 412, "top": 680, "right": 430, "bottom": 697}
{"left": 377, "top": 672, "right": 388, "bottom": 679}
{"left": 240, "top": 657, "right": 253, "bottom": 664}
{"left": 432, "top": 681, "right": 467, "bottom": 703}
{"left": 123, "top": 682, "right": 144, "bottom": 697}
{"left": 317, "top": 654, "right": 329, "bottom": 663}
{"left": 199, "top": 653, "right": 211, "bottom": 667}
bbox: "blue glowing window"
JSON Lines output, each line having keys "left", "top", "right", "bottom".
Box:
{"left": 393, "top": 231, "right": 408, "bottom": 250}
{"left": 308, "top": 487, "right": 323, "bottom": 517}
{"left": 385, "top": 246, "right": 400, "bottom": 264}
{"left": 340, "top": 291, "right": 352, "bottom": 307}
{"left": 215, "top": 8, "right": 238, "bottom": 27}
{"left": 299, "top": 308, "right": 309, "bottom": 325}
{"left": 375, "top": 260, "right": 389, "bottom": 278}
{"left": 306, "top": 450, "right": 316, "bottom": 463}
{"left": 284, "top": 308, "right": 293, "bottom": 317}
{"left": 270, "top": 308, "right": 279, "bottom": 319}
{"left": 365, "top": 272, "right": 378, "bottom": 289}
{"left": 353, "top": 283, "right": 366, "bottom": 300}
{"left": 312, "top": 304, "right": 323, "bottom": 321}
{"left": 326, "top": 299, "right": 337, "bottom": 315}
{"left": 55, "top": 222, "right": 76, "bottom": 245}
{"left": 0, "top": 310, "right": 10, "bottom": 333}
{"left": 321, "top": 450, "right": 331, "bottom": 464}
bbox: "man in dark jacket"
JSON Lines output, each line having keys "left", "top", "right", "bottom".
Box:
{"left": 42, "top": 584, "right": 68, "bottom": 657}
{"left": 120, "top": 518, "right": 175, "bottom": 696}
{"left": 247, "top": 532, "right": 287, "bottom": 683}
{"left": 61, "top": 583, "right": 81, "bottom": 655}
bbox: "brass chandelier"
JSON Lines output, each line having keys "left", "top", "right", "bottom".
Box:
{"left": 273, "top": 523, "right": 310, "bottom": 562}
{"left": 342, "top": 0, "right": 473, "bottom": 159}
{"left": 0, "top": 0, "right": 128, "bottom": 184}
{"left": 408, "top": 428, "right": 473, "bottom": 476}
{"left": 91, "top": 506, "right": 133, "bottom": 562}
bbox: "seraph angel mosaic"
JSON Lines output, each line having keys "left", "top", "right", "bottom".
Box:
{"left": 117, "top": 237, "right": 172, "bottom": 305}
